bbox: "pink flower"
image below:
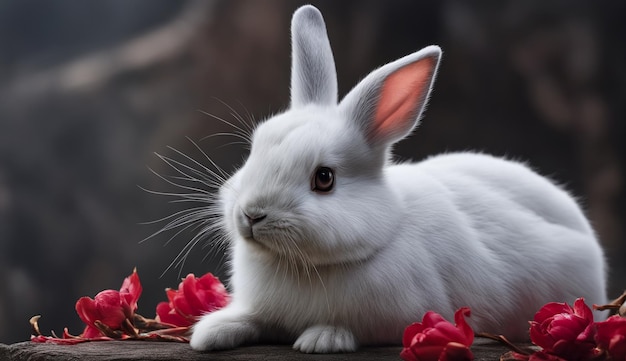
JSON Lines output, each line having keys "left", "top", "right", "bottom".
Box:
{"left": 155, "top": 273, "right": 230, "bottom": 327}
{"left": 400, "top": 307, "right": 474, "bottom": 361}
{"left": 529, "top": 298, "right": 597, "bottom": 361}
{"left": 595, "top": 315, "right": 626, "bottom": 360}
{"left": 75, "top": 269, "right": 142, "bottom": 338}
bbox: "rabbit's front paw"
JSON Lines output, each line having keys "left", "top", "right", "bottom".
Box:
{"left": 189, "top": 310, "right": 258, "bottom": 351}
{"left": 293, "top": 325, "right": 357, "bottom": 353}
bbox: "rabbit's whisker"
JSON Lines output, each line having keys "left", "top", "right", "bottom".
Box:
{"left": 198, "top": 109, "right": 253, "bottom": 143}
{"left": 211, "top": 97, "right": 256, "bottom": 137}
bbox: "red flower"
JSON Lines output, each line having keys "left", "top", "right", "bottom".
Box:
{"left": 595, "top": 315, "right": 626, "bottom": 360}
{"left": 400, "top": 307, "right": 474, "bottom": 361}
{"left": 155, "top": 273, "right": 230, "bottom": 327}
{"left": 529, "top": 298, "right": 597, "bottom": 360}
{"left": 75, "top": 269, "right": 142, "bottom": 338}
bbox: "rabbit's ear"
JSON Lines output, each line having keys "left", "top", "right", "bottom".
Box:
{"left": 290, "top": 5, "right": 338, "bottom": 108}
{"left": 340, "top": 46, "right": 441, "bottom": 147}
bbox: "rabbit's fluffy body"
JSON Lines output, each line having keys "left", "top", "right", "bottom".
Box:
{"left": 190, "top": 5, "right": 606, "bottom": 353}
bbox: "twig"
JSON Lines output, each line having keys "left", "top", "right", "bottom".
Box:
{"left": 593, "top": 290, "right": 626, "bottom": 316}
{"left": 134, "top": 313, "right": 179, "bottom": 331}
{"left": 476, "top": 332, "right": 533, "bottom": 356}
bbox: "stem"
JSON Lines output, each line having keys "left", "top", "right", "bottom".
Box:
{"left": 475, "top": 332, "right": 532, "bottom": 355}
{"left": 134, "top": 313, "right": 180, "bottom": 331}
{"left": 593, "top": 304, "right": 620, "bottom": 311}
{"left": 94, "top": 320, "right": 125, "bottom": 339}
{"left": 148, "top": 326, "right": 191, "bottom": 336}
{"left": 593, "top": 290, "right": 626, "bottom": 316}
{"left": 593, "top": 291, "right": 626, "bottom": 311}
{"left": 122, "top": 318, "right": 139, "bottom": 337}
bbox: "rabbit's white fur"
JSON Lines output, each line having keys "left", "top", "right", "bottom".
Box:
{"left": 190, "top": 5, "right": 607, "bottom": 353}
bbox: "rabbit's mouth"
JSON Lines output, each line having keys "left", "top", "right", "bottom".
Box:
{"left": 235, "top": 212, "right": 319, "bottom": 260}
{"left": 233, "top": 206, "right": 384, "bottom": 266}
{"left": 235, "top": 209, "right": 287, "bottom": 254}
{"left": 242, "top": 233, "right": 275, "bottom": 255}
{"left": 241, "top": 226, "right": 296, "bottom": 255}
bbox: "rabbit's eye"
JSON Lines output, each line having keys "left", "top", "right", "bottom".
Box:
{"left": 312, "top": 167, "right": 334, "bottom": 193}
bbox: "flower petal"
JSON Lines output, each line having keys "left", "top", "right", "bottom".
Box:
{"left": 75, "top": 296, "right": 99, "bottom": 326}
{"left": 533, "top": 302, "right": 572, "bottom": 324}
{"left": 81, "top": 325, "right": 103, "bottom": 339}
{"left": 165, "top": 288, "right": 177, "bottom": 303}
{"left": 403, "top": 322, "right": 426, "bottom": 347}
{"left": 427, "top": 323, "right": 467, "bottom": 345}
{"left": 92, "top": 290, "right": 127, "bottom": 327}
{"left": 119, "top": 269, "right": 142, "bottom": 308}
{"left": 181, "top": 274, "right": 206, "bottom": 315}
{"left": 400, "top": 345, "right": 418, "bottom": 361}
{"left": 156, "top": 301, "right": 191, "bottom": 327}
{"left": 412, "top": 345, "right": 448, "bottom": 360}
{"left": 441, "top": 341, "right": 474, "bottom": 361}
{"left": 416, "top": 327, "right": 459, "bottom": 347}
{"left": 596, "top": 315, "right": 626, "bottom": 360}
{"left": 422, "top": 311, "right": 448, "bottom": 328}
{"left": 171, "top": 289, "right": 194, "bottom": 318}
{"left": 572, "top": 298, "right": 593, "bottom": 322}
{"left": 453, "top": 307, "right": 474, "bottom": 345}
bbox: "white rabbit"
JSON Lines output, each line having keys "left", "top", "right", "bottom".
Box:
{"left": 190, "top": 5, "right": 607, "bottom": 353}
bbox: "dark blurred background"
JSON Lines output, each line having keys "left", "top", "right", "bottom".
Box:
{"left": 0, "top": 0, "right": 624, "bottom": 344}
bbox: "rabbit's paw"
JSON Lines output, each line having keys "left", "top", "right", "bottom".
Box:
{"left": 293, "top": 325, "right": 357, "bottom": 353}
{"left": 189, "top": 311, "right": 258, "bottom": 351}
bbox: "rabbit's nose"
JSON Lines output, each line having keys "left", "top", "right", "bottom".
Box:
{"left": 243, "top": 211, "right": 267, "bottom": 227}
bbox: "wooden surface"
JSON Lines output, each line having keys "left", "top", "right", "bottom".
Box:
{"left": 0, "top": 340, "right": 515, "bottom": 360}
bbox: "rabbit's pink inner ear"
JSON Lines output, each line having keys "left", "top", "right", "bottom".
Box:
{"left": 373, "top": 57, "right": 435, "bottom": 141}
